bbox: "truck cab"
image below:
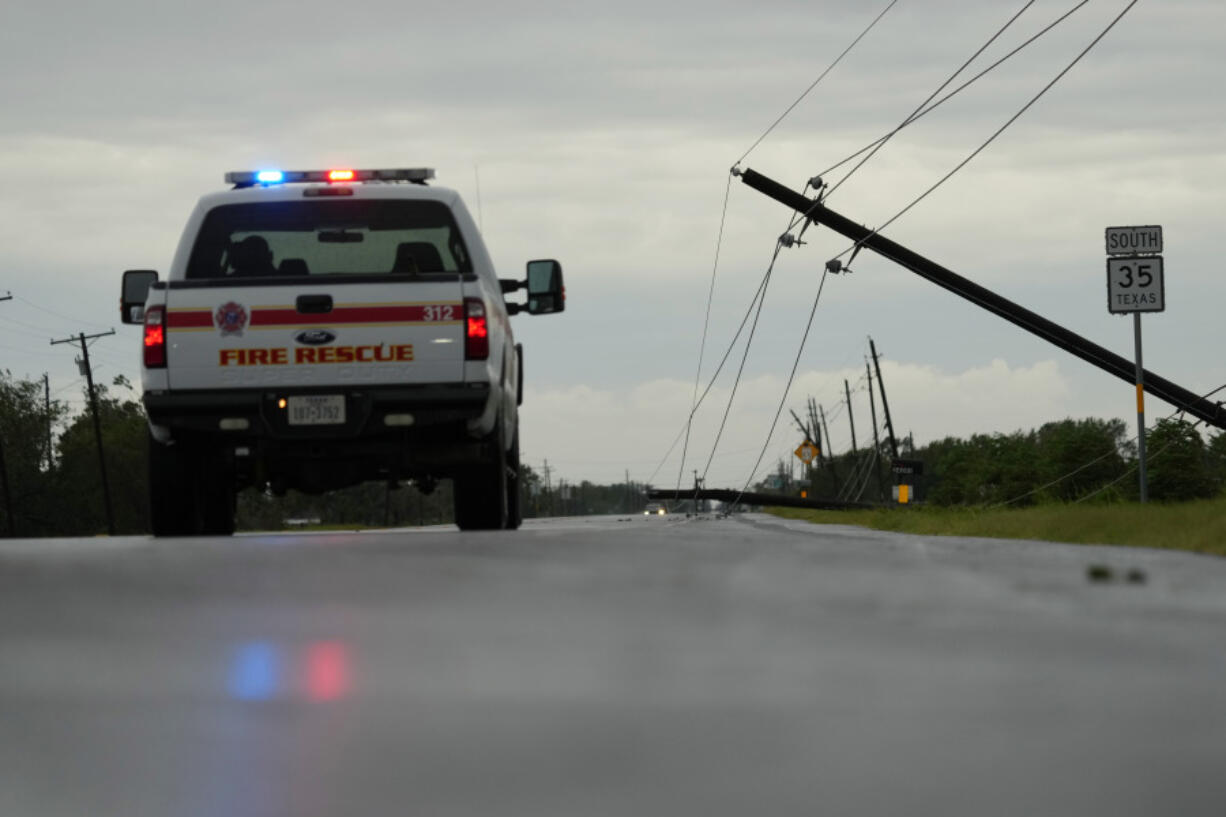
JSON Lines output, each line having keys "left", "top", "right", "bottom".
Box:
{"left": 120, "top": 168, "right": 564, "bottom": 535}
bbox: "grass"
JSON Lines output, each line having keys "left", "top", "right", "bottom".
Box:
{"left": 766, "top": 497, "right": 1226, "bottom": 558}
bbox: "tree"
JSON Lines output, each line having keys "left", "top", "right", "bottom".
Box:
{"left": 54, "top": 379, "right": 149, "bottom": 534}
{"left": 1207, "top": 430, "right": 1226, "bottom": 493}
{"left": 1034, "top": 418, "right": 1129, "bottom": 502}
{"left": 1145, "top": 418, "right": 1216, "bottom": 502}
{"left": 0, "top": 371, "right": 67, "bottom": 536}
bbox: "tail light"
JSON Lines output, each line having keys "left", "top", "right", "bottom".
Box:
{"left": 465, "top": 297, "right": 489, "bottom": 360}
{"left": 143, "top": 305, "right": 166, "bottom": 368}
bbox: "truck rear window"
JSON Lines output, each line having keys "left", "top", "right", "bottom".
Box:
{"left": 186, "top": 200, "right": 473, "bottom": 279}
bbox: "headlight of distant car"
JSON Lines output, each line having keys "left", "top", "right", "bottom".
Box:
{"left": 657, "top": 508, "right": 665, "bottom": 515}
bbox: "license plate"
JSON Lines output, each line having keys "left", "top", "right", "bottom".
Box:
{"left": 287, "top": 395, "right": 346, "bottom": 425}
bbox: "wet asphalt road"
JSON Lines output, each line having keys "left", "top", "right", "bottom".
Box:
{"left": 2, "top": 513, "right": 1225, "bottom": 816}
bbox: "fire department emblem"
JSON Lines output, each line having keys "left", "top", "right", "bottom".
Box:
{"left": 215, "top": 301, "right": 249, "bottom": 336}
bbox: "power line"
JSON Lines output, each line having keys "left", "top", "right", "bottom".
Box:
{"left": 15, "top": 296, "right": 113, "bottom": 331}
{"left": 816, "top": 0, "right": 1091, "bottom": 183}
{"left": 735, "top": 0, "right": 902, "bottom": 165}
{"left": 647, "top": 254, "right": 778, "bottom": 487}
{"left": 699, "top": 240, "right": 786, "bottom": 483}
{"left": 734, "top": 266, "right": 833, "bottom": 504}
{"left": 824, "top": 0, "right": 1037, "bottom": 201}
{"left": 678, "top": 172, "right": 735, "bottom": 503}
{"left": 828, "top": 0, "right": 1141, "bottom": 267}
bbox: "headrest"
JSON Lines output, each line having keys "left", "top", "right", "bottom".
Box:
{"left": 278, "top": 258, "right": 309, "bottom": 276}
{"left": 392, "top": 242, "right": 445, "bottom": 274}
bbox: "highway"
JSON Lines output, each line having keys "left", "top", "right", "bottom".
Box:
{"left": 2, "top": 513, "right": 1225, "bottom": 816}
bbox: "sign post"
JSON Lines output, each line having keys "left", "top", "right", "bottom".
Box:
{"left": 1105, "top": 226, "right": 1164, "bottom": 503}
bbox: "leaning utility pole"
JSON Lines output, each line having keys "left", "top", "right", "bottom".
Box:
{"left": 866, "top": 359, "right": 886, "bottom": 501}
{"left": 869, "top": 338, "right": 899, "bottom": 459}
{"left": 50, "top": 330, "right": 116, "bottom": 536}
{"left": 819, "top": 404, "right": 839, "bottom": 488}
{"left": 736, "top": 168, "right": 1226, "bottom": 430}
{"left": 807, "top": 398, "right": 824, "bottom": 471}
{"left": 844, "top": 379, "right": 858, "bottom": 455}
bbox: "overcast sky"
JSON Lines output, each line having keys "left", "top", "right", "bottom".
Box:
{"left": 2, "top": 0, "right": 1223, "bottom": 489}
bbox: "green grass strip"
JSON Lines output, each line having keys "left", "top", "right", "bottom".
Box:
{"left": 766, "top": 498, "right": 1226, "bottom": 558}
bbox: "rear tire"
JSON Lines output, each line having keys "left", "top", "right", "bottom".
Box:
{"left": 148, "top": 432, "right": 235, "bottom": 537}
{"left": 505, "top": 428, "right": 522, "bottom": 531}
{"left": 149, "top": 433, "right": 193, "bottom": 536}
{"left": 454, "top": 416, "right": 508, "bottom": 531}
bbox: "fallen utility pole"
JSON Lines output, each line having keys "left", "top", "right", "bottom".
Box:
{"left": 51, "top": 330, "right": 116, "bottom": 536}
{"left": 647, "top": 487, "right": 875, "bottom": 512}
{"left": 737, "top": 168, "right": 1226, "bottom": 430}
{"left": 844, "top": 378, "right": 858, "bottom": 455}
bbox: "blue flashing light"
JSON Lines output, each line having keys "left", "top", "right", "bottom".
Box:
{"left": 255, "top": 169, "right": 285, "bottom": 184}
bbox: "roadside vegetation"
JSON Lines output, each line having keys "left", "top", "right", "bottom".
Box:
{"left": 767, "top": 500, "right": 1226, "bottom": 557}
{"left": 764, "top": 415, "right": 1226, "bottom": 557}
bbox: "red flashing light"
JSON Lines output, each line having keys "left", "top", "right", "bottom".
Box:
{"left": 464, "top": 298, "right": 489, "bottom": 360}
{"left": 144, "top": 305, "right": 166, "bottom": 368}
{"left": 327, "top": 169, "right": 354, "bottom": 182}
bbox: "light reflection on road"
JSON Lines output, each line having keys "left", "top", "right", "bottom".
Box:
{"left": 227, "top": 641, "right": 351, "bottom": 702}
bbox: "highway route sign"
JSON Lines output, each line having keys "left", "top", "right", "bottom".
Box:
{"left": 1105, "top": 225, "right": 1162, "bottom": 256}
{"left": 794, "top": 441, "right": 819, "bottom": 465}
{"left": 1107, "top": 256, "right": 1165, "bottom": 314}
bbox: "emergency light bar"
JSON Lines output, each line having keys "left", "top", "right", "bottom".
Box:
{"left": 225, "top": 168, "right": 435, "bottom": 187}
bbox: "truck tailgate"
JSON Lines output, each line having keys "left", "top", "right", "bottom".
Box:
{"left": 164, "top": 281, "right": 465, "bottom": 390}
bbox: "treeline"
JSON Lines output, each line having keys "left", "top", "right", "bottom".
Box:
{"left": 0, "top": 370, "right": 650, "bottom": 536}
{"left": 778, "top": 416, "right": 1226, "bottom": 506}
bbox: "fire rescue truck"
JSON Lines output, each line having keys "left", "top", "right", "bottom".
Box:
{"left": 120, "top": 168, "right": 564, "bottom": 535}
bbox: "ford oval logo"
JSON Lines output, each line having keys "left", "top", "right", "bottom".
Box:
{"left": 295, "top": 329, "right": 337, "bottom": 346}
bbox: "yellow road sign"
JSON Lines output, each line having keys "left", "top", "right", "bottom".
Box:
{"left": 794, "top": 441, "right": 819, "bottom": 464}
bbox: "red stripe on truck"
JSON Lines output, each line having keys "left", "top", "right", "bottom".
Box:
{"left": 166, "top": 303, "right": 462, "bottom": 330}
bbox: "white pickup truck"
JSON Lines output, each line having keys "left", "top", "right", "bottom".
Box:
{"left": 120, "top": 168, "right": 564, "bottom": 536}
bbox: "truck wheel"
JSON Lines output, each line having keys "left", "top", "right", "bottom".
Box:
{"left": 198, "top": 448, "right": 236, "bottom": 536}
{"left": 148, "top": 432, "right": 193, "bottom": 536}
{"left": 505, "top": 427, "right": 522, "bottom": 531}
{"left": 149, "top": 433, "right": 235, "bottom": 537}
{"left": 453, "top": 416, "right": 508, "bottom": 531}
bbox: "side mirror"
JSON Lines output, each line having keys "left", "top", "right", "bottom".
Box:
{"left": 120, "top": 270, "right": 159, "bottom": 324}
{"left": 525, "top": 259, "right": 565, "bottom": 315}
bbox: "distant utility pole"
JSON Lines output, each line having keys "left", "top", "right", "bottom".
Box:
{"left": 542, "top": 459, "right": 552, "bottom": 516}
{"left": 869, "top": 337, "right": 899, "bottom": 460}
{"left": 50, "top": 330, "right": 116, "bottom": 536}
{"left": 43, "top": 373, "right": 52, "bottom": 470}
{"left": 844, "top": 379, "right": 858, "bottom": 455}
{"left": 866, "top": 359, "right": 886, "bottom": 501}
{"left": 807, "top": 398, "right": 824, "bottom": 471}
{"left": 819, "top": 404, "right": 839, "bottom": 488}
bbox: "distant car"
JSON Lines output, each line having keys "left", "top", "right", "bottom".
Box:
{"left": 643, "top": 504, "right": 666, "bottom": 516}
